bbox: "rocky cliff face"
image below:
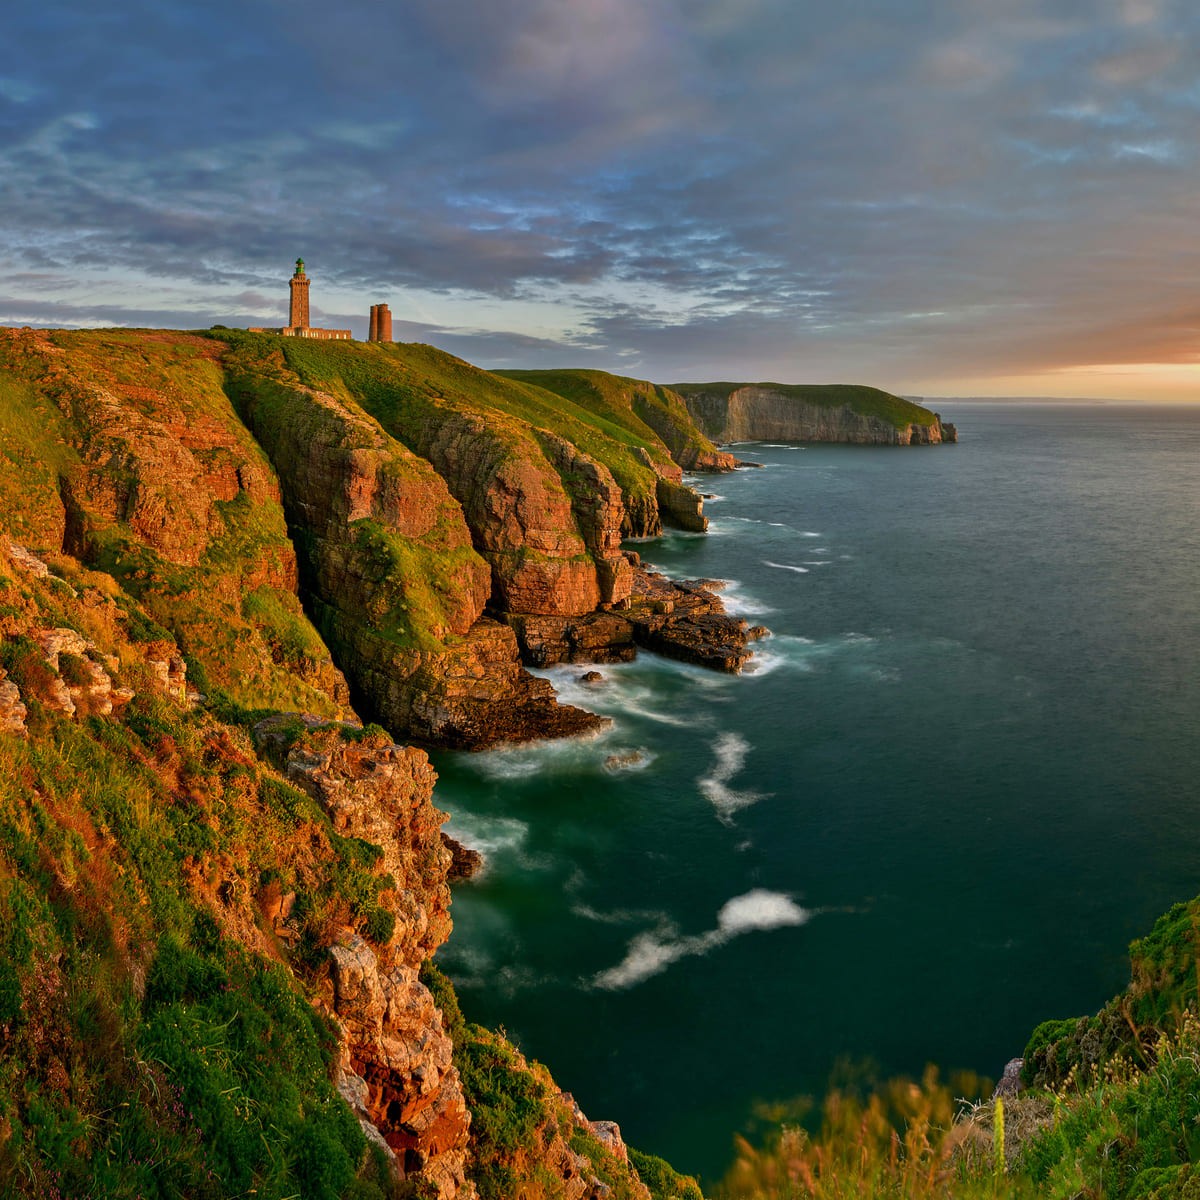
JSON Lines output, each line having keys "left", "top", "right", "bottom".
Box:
{"left": 275, "top": 341, "right": 645, "bottom": 618}
{"left": 226, "top": 352, "right": 606, "bottom": 748}
{"left": 678, "top": 383, "right": 957, "bottom": 445}
{"left": 506, "top": 553, "right": 766, "bottom": 673}
{"left": 257, "top": 719, "right": 474, "bottom": 1195}
{"left": 0, "top": 328, "right": 351, "bottom": 717}
{"left": 0, "top": 328, "right": 746, "bottom": 1199}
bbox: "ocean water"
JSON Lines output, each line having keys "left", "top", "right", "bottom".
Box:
{"left": 430, "top": 404, "right": 1200, "bottom": 1184}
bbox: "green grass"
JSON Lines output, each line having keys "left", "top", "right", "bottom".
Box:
{"left": 0, "top": 555, "right": 419, "bottom": 1197}
{"left": 500, "top": 368, "right": 727, "bottom": 470}
{"left": 0, "top": 354, "right": 80, "bottom": 549}
{"left": 263, "top": 336, "right": 672, "bottom": 537}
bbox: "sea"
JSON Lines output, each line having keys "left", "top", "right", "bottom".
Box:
{"left": 429, "top": 403, "right": 1200, "bottom": 1185}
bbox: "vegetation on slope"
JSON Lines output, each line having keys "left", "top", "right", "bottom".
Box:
{"left": 221, "top": 334, "right": 490, "bottom": 655}
{"left": 0, "top": 329, "right": 347, "bottom": 719}
{"left": 266, "top": 337, "right": 676, "bottom": 537}
{"left": 498, "top": 368, "right": 731, "bottom": 471}
{"left": 0, "top": 548, "right": 393, "bottom": 1198}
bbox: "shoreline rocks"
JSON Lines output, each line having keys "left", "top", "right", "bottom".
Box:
{"left": 504, "top": 556, "right": 765, "bottom": 675}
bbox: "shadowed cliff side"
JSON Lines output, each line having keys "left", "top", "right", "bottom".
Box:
{"left": 673, "top": 382, "right": 957, "bottom": 445}
{"left": 223, "top": 338, "right": 601, "bottom": 748}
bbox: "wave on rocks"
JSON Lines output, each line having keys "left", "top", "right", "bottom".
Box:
{"left": 717, "top": 580, "right": 773, "bottom": 616}
{"left": 441, "top": 812, "right": 529, "bottom": 857}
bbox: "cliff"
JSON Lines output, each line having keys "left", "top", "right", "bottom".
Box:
{"left": 0, "top": 532, "right": 690, "bottom": 1199}
{"left": 0, "top": 329, "right": 758, "bottom": 748}
{"left": 0, "top": 326, "right": 736, "bottom": 1198}
{"left": 672, "top": 382, "right": 957, "bottom": 445}
{"left": 498, "top": 369, "right": 739, "bottom": 474}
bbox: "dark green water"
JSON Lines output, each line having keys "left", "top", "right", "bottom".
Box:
{"left": 431, "top": 404, "right": 1200, "bottom": 1184}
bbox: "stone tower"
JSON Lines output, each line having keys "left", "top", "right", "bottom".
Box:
{"left": 289, "top": 258, "right": 310, "bottom": 330}
{"left": 368, "top": 303, "right": 392, "bottom": 343}
{"left": 247, "top": 259, "right": 351, "bottom": 339}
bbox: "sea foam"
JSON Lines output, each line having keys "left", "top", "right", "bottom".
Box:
{"left": 592, "top": 888, "right": 810, "bottom": 989}
{"left": 717, "top": 580, "right": 773, "bottom": 616}
{"left": 698, "top": 731, "right": 765, "bottom": 820}
{"left": 763, "top": 560, "right": 809, "bottom": 574}
{"left": 441, "top": 812, "right": 529, "bottom": 857}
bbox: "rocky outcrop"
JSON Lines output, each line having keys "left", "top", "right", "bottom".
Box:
{"left": 264, "top": 722, "right": 453, "bottom": 962}
{"left": 656, "top": 477, "right": 708, "bottom": 532}
{"left": 537, "top": 431, "right": 633, "bottom": 607}
{"left": 145, "top": 649, "right": 190, "bottom": 704}
{"left": 506, "top": 610, "right": 639, "bottom": 667}
{"left": 37, "top": 627, "right": 127, "bottom": 717}
{"left": 350, "top": 617, "right": 607, "bottom": 750}
{"left": 257, "top": 721, "right": 472, "bottom": 1196}
{"left": 328, "top": 936, "right": 472, "bottom": 1195}
{"left": 505, "top": 555, "right": 765, "bottom": 673}
{"left": 0, "top": 668, "right": 27, "bottom": 735}
{"left": 417, "top": 411, "right": 604, "bottom": 615}
{"left": 677, "top": 383, "right": 957, "bottom": 445}
{"left": 443, "top": 835, "right": 484, "bottom": 881}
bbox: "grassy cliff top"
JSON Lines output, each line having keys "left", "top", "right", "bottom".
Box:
{"left": 671, "top": 381, "right": 941, "bottom": 429}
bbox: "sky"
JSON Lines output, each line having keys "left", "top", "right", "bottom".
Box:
{"left": 4, "top": 0, "right": 1200, "bottom": 399}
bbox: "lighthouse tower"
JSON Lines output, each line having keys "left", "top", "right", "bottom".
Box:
{"left": 288, "top": 258, "right": 310, "bottom": 331}
{"left": 246, "top": 259, "right": 352, "bottom": 339}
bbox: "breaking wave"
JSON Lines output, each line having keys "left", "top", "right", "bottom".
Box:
{"left": 718, "top": 580, "right": 773, "bottom": 615}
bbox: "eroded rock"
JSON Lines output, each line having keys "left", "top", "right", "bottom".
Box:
{"left": 0, "top": 670, "right": 27, "bottom": 735}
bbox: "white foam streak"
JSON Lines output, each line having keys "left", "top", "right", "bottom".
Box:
{"left": 592, "top": 889, "right": 809, "bottom": 989}
{"left": 698, "top": 732, "right": 765, "bottom": 820}
{"left": 763, "top": 560, "right": 809, "bottom": 574}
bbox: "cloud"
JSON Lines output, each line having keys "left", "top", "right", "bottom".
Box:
{"left": 6, "top": 1, "right": 1200, "bottom": 393}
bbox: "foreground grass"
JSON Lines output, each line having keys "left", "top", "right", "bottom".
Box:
{"left": 716, "top": 901, "right": 1200, "bottom": 1200}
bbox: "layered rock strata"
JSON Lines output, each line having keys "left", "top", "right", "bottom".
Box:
{"left": 679, "top": 383, "right": 957, "bottom": 444}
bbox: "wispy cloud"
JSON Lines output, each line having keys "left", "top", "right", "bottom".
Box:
{"left": 5, "top": 0, "right": 1200, "bottom": 395}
